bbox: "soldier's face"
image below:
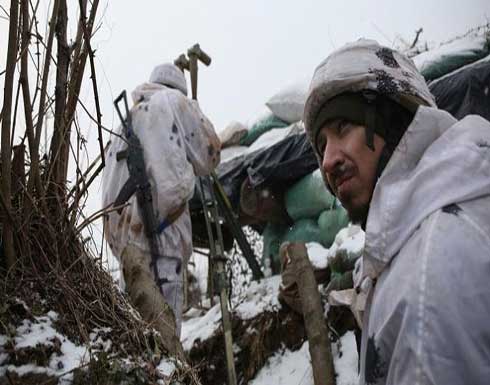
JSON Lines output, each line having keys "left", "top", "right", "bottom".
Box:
{"left": 318, "top": 119, "right": 385, "bottom": 223}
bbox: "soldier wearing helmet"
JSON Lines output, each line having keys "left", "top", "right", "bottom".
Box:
{"left": 304, "top": 39, "right": 490, "bottom": 385}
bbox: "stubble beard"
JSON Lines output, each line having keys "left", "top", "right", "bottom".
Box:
{"left": 337, "top": 190, "right": 370, "bottom": 228}
{"left": 346, "top": 201, "right": 369, "bottom": 227}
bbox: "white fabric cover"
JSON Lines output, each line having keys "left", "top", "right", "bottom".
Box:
{"left": 149, "top": 63, "right": 188, "bottom": 96}
{"left": 103, "top": 82, "right": 220, "bottom": 258}
{"left": 304, "top": 39, "right": 436, "bottom": 140}
{"left": 413, "top": 33, "right": 489, "bottom": 75}
{"left": 356, "top": 106, "right": 490, "bottom": 385}
{"left": 265, "top": 82, "right": 308, "bottom": 123}
{"left": 102, "top": 80, "right": 220, "bottom": 333}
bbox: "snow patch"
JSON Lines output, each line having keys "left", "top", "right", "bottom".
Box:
{"left": 333, "top": 332, "right": 360, "bottom": 385}
{"left": 328, "top": 225, "right": 364, "bottom": 262}
{"left": 181, "top": 277, "right": 282, "bottom": 350}
{"left": 8, "top": 312, "right": 90, "bottom": 383}
{"left": 181, "top": 304, "right": 222, "bottom": 351}
{"left": 250, "top": 332, "right": 359, "bottom": 385}
{"left": 156, "top": 358, "right": 176, "bottom": 377}
{"left": 413, "top": 34, "right": 489, "bottom": 71}
{"left": 246, "top": 124, "right": 295, "bottom": 153}
{"left": 250, "top": 342, "right": 312, "bottom": 385}
{"left": 234, "top": 276, "right": 281, "bottom": 320}
{"left": 306, "top": 242, "right": 329, "bottom": 269}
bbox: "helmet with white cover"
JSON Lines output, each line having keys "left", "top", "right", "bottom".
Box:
{"left": 304, "top": 39, "right": 436, "bottom": 157}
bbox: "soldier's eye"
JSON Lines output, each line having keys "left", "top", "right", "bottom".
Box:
{"left": 317, "top": 135, "right": 326, "bottom": 155}
{"left": 337, "top": 120, "right": 348, "bottom": 133}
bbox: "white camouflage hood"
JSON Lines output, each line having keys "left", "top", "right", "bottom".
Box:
{"left": 362, "top": 106, "right": 490, "bottom": 280}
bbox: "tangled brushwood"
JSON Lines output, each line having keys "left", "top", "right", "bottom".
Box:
{"left": 0, "top": 0, "right": 199, "bottom": 383}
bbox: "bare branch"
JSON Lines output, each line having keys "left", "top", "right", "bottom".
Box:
{"left": 1, "top": 0, "right": 20, "bottom": 269}
{"left": 63, "top": 0, "right": 99, "bottom": 128}
{"left": 46, "top": 0, "right": 69, "bottom": 197}
{"left": 0, "top": 190, "right": 16, "bottom": 227}
{"left": 0, "top": 4, "right": 9, "bottom": 18}
{"left": 26, "top": 0, "right": 60, "bottom": 200}
{"left": 10, "top": 79, "right": 21, "bottom": 149}
{"left": 67, "top": 141, "right": 108, "bottom": 203}
{"left": 75, "top": 202, "right": 129, "bottom": 235}
{"left": 67, "top": 163, "right": 104, "bottom": 214}
{"left": 78, "top": 0, "right": 104, "bottom": 167}
{"left": 77, "top": 98, "right": 126, "bottom": 141}
{"left": 20, "top": 0, "right": 38, "bottom": 188}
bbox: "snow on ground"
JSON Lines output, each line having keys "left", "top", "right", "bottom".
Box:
{"left": 0, "top": 311, "right": 89, "bottom": 384}
{"left": 250, "top": 331, "right": 359, "bottom": 385}
{"left": 181, "top": 304, "right": 223, "bottom": 351}
{"left": 234, "top": 276, "right": 281, "bottom": 320}
{"left": 156, "top": 359, "right": 176, "bottom": 377}
{"left": 0, "top": 305, "right": 177, "bottom": 382}
{"left": 249, "top": 340, "right": 313, "bottom": 385}
{"left": 181, "top": 276, "right": 282, "bottom": 351}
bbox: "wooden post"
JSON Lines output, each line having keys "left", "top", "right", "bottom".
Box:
{"left": 283, "top": 242, "right": 336, "bottom": 385}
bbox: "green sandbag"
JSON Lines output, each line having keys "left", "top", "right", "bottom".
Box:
{"left": 317, "top": 207, "right": 350, "bottom": 248}
{"left": 262, "top": 222, "right": 288, "bottom": 274}
{"left": 239, "top": 114, "right": 289, "bottom": 146}
{"left": 420, "top": 35, "right": 490, "bottom": 81}
{"left": 282, "top": 218, "right": 323, "bottom": 245}
{"left": 285, "top": 169, "right": 336, "bottom": 221}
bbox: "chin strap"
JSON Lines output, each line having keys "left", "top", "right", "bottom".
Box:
{"left": 363, "top": 92, "right": 377, "bottom": 151}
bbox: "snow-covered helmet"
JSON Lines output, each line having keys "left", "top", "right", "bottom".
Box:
{"left": 149, "top": 63, "right": 188, "bottom": 96}
{"left": 304, "top": 39, "right": 436, "bottom": 158}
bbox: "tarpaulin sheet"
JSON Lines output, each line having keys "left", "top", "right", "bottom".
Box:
{"left": 190, "top": 133, "right": 318, "bottom": 211}
{"left": 429, "top": 57, "right": 490, "bottom": 121}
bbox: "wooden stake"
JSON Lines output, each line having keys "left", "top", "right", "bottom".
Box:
{"left": 283, "top": 242, "right": 336, "bottom": 385}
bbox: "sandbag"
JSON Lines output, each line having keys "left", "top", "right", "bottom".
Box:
{"left": 285, "top": 169, "right": 336, "bottom": 221}
{"left": 201, "top": 133, "right": 317, "bottom": 212}
{"left": 239, "top": 177, "right": 291, "bottom": 224}
{"left": 266, "top": 83, "right": 308, "bottom": 123}
{"left": 239, "top": 113, "right": 289, "bottom": 146}
{"left": 317, "top": 207, "right": 349, "bottom": 248}
{"left": 219, "top": 121, "right": 248, "bottom": 149}
{"left": 283, "top": 218, "right": 322, "bottom": 245}
{"left": 327, "top": 225, "right": 364, "bottom": 278}
{"left": 413, "top": 33, "right": 490, "bottom": 81}
{"left": 262, "top": 222, "right": 288, "bottom": 274}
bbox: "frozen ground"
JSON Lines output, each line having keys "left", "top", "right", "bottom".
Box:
{"left": 0, "top": 304, "right": 178, "bottom": 384}
{"left": 182, "top": 224, "right": 364, "bottom": 384}
{"left": 250, "top": 332, "right": 359, "bottom": 385}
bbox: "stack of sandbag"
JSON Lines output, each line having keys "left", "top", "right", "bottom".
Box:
{"left": 218, "top": 81, "right": 309, "bottom": 160}
{"left": 265, "top": 82, "right": 309, "bottom": 124}
{"left": 239, "top": 113, "right": 289, "bottom": 146}
{"left": 262, "top": 169, "right": 349, "bottom": 274}
{"left": 429, "top": 53, "right": 490, "bottom": 121}
{"left": 218, "top": 120, "right": 249, "bottom": 149}
{"left": 413, "top": 29, "right": 490, "bottom": 82}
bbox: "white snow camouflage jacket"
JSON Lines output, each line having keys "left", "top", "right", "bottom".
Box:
{"left": 102, "top": 82, "right": 220, "bottom": 261}
{"left": 357, "top": 106, "right": 490, "bottom": 385}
